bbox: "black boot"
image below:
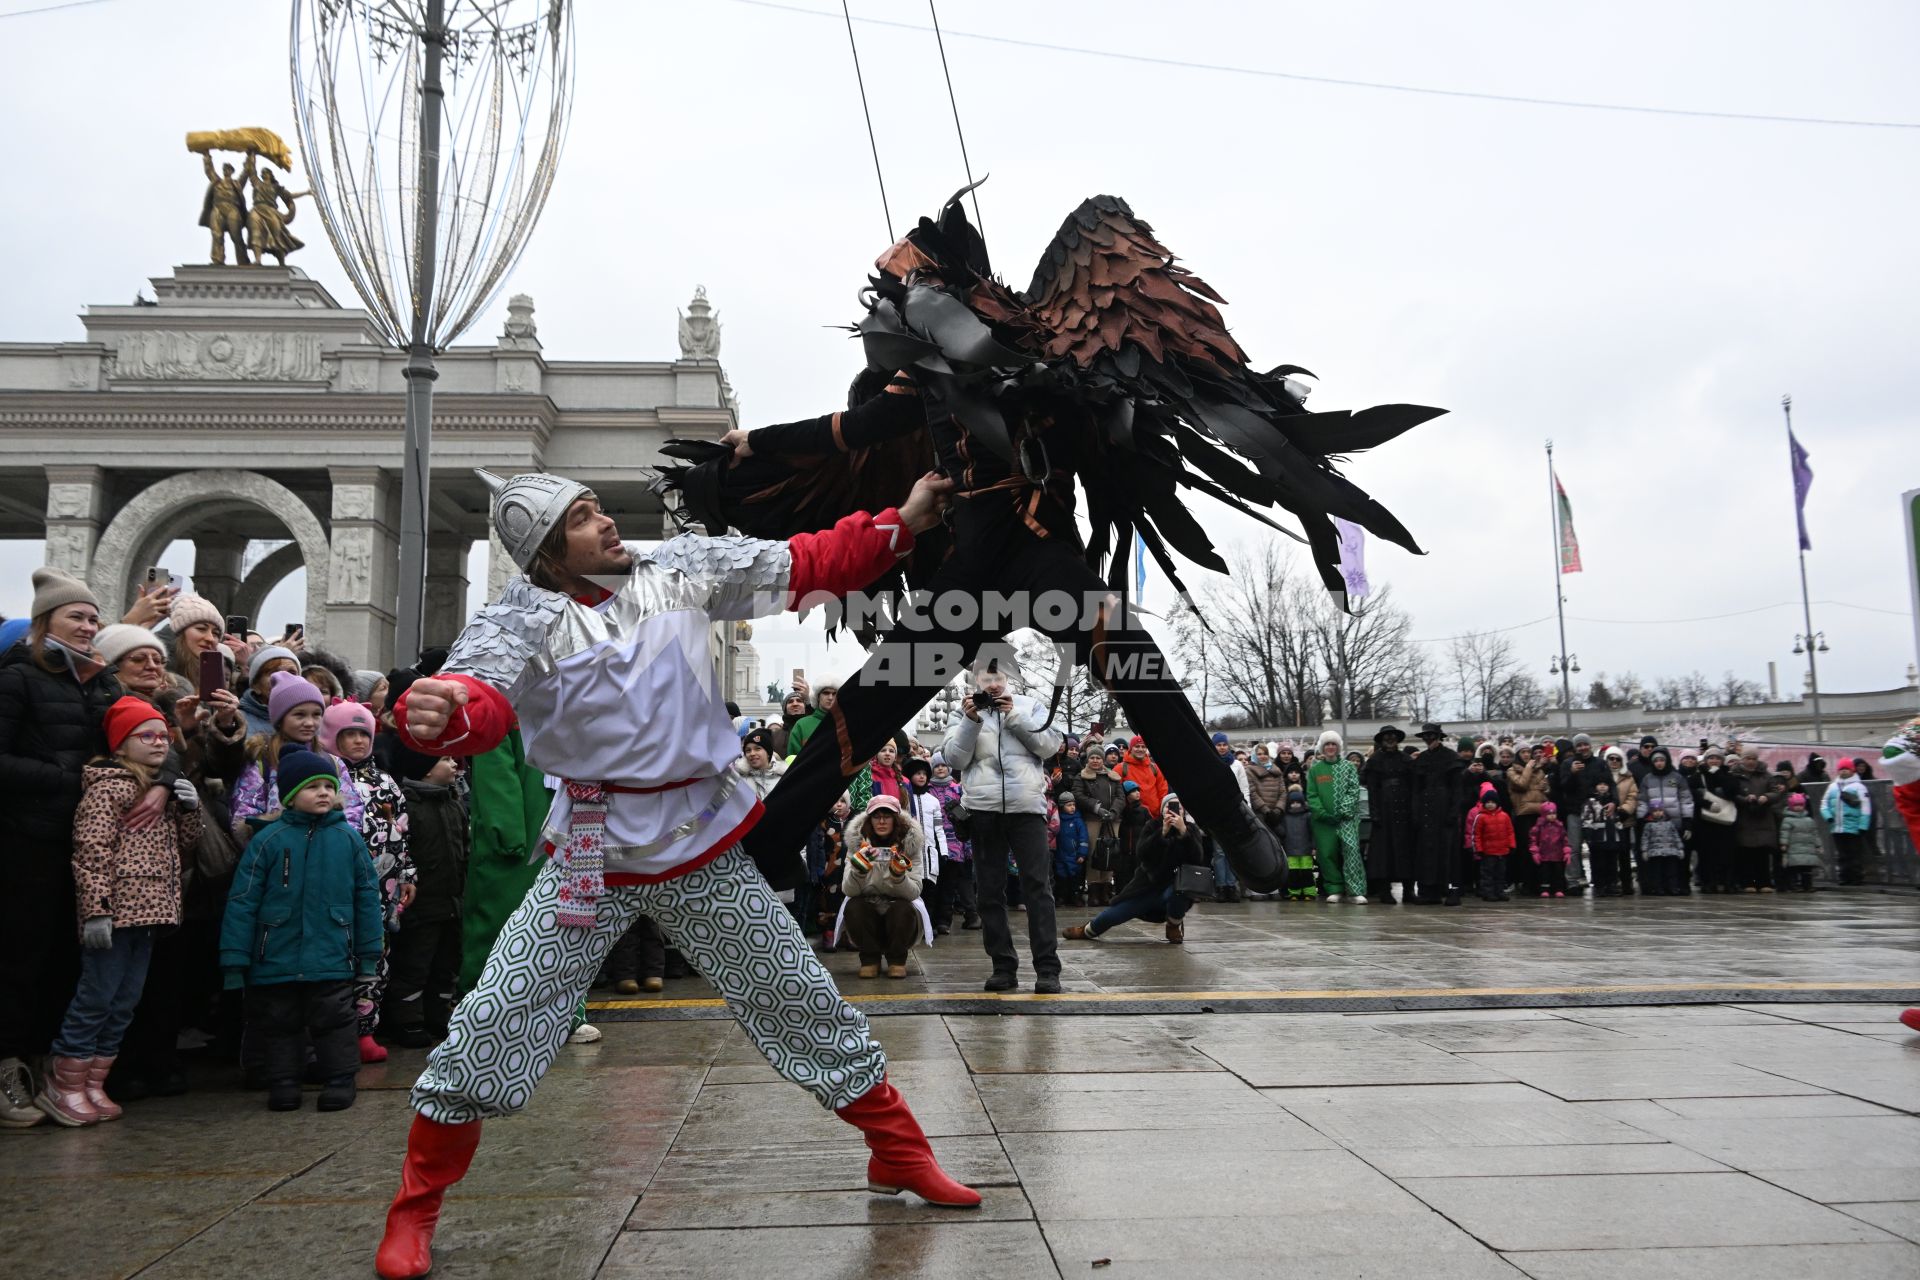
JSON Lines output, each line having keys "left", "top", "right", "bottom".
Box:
{"left": 1209, "top": 802, "right": 1285, "bottom": 895}
{"left": 317, "top": 1072, "right": 357, "bottom": 1112}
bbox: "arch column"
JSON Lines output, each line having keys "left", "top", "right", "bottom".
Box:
{"left": 326, "top": 467, "right": 400, "bottom": 671}
{"left": 43, "top": 464, "right": 107, "bottom": 580}
{"left": 424, "top": 537, "right": 472, "bottom": 648}
{"left": 191, "top": 535, "right": 248, "bottom": 614}
{"left": 89, "top": 470, "right": 332, "bottom": 650}
{"left": 230, "top": 542, "right": 305, "bottom": 630}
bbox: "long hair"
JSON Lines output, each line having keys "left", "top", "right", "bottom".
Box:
{"left": 26, "top": 615, "right": 60, "bottom": 673}
{"left": 525, "top": 518, "right": 573, "bottom": 593}
{"left": 89, "top": 749, "right": 157, "bottom": 793}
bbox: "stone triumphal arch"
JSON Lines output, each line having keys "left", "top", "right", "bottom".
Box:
{"left": 0, "top": 266, "right": 743, "bottom": 674}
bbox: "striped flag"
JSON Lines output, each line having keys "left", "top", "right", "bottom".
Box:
{"left": 1554, "top": 471, "right": 1583, "bottom": 573}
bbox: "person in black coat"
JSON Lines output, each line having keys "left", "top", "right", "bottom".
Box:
{"left": 1409, "top": 724, "right": 1465, "bottom": 905}
{"left": 1361, "top": 725, "right": 1414, "bottom": 903}
{"left": 1064, "top": 794, "right": 1207, "bottom": 944}
{"left": 383, "top": 753, "right": 470, "bottom": 1047}
{"left": 0, "top": 571, "right": 127, "bottom": 1100}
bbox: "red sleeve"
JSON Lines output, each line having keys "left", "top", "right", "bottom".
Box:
{"left": 786, "top": 507, "right": 916, "bottom": 605}
{"left": 395, "top": 674, "right": 514, "bottom": 758}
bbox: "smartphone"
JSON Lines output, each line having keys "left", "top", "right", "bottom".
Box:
{"left": 145, "top": 566, "right": 173, "bottom": 591}
{"left": 791, "top": 667, "right": 806, "bottom": 687}
{"left": 225, "top": 614, "right": 248, "bottom": 637}
{"left": 1165, "top": 800, "right": 1182, "bottom": 816}
{"left": 197, "top": 649, "right": 225, "bottom": 701}
{"left": 284, "top": 622, "right": 303, "bottom": 639}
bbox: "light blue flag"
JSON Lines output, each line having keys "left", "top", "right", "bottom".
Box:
{"left": 1134, "top": 531, "right": 1148, "bottom": 602}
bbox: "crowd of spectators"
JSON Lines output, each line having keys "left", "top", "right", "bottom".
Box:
{"left": 0, "top": 562, "right": 1887, "bottom": 1127}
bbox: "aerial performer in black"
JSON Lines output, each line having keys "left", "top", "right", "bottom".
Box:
{"left": 661, "top": 185, "right": 1443, "bottom": 910}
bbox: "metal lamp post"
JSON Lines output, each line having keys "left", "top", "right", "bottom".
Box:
{"left": 291, "top": 0, "right": 575, "bottom": 664}
{"left": 1793, "top": 631, "right": 1829, "bottom": 741}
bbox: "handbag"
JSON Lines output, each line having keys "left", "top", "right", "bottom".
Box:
{"left": 1174, "top": 862, "right": 1218, "bottom": 900}
{"left": 1698, "top": 791, "right": 1736, "bottom": 826}
{"left": 943, "top": 795, "right": 974, "bottom": 839}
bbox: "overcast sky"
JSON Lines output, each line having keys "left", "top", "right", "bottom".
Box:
{"left": 1, "top": 0, "right": 1915, "bottom": 706}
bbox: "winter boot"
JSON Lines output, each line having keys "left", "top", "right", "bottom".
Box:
{"left": 375, "top": 1114, "right": 484, "bottom": 1279}
{"left": 34, "top": 1056, "right": 99, "bottom": 1126}
{"left": 84, "top": 1056, "right": 123, "bottom": 1121}
{"left": 1210, "top": 802, "right": 1285, "bottom": 895}
{"left": 836, "top": 1078, "right": 982, "bottom": 1207}
{"left": 318, "top": 1073, "right": 358, "bottom": 1112}
{"left": 360, "top": 1035, "right": 389, "bottom": 1064}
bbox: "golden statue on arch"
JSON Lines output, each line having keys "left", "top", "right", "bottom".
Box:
{"left": 186, "top": 128, "right": 309, "bottom": 267}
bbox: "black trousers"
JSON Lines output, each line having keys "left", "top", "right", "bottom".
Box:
{"left": 1510, "top": 816, "right": 1539, "bottom": 894}
{"left": 970, "top": 811, "right": 1059, "bottom": 979}
{"left": 1589, "top": 842, "right": 1631, "bottom": 892}
{"left": 746, "top": 521, "right": 1246, "bottom": 885}
{"left": 1833, "top": 832, "right": 1866, "bottom": 885}
{"left": 385, "top": 915, "right": 461, "bottom": 1035}
{"left": 937, "top": 857, "right": 978, "bottom": 925}
{"left": 1642, "top": 857, "right": 1686, "bottom": 895}
{"left": 606, "top": 914, "right": 667, "bottom": 982}
{"left": 1539, "top": 862, "right": 1568, "bottom": 894}
{"left": 247, "top": 980, "right": 356, "bottom": 1087}
{"left": 1477, "top": 855, "right": 1507, "bottom": 899}
{"left": 0, "top": 845, "right": 80, "bottom": 1061}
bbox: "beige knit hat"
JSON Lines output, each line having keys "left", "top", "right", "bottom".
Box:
{"left": 93, "top": 623, "right": 166, "bottom": 667}
{"left": 168, "top": 592, "right": 222, "bottom": 635}
{"left": 30, "top": 566, "right": 97, "bottom": 618}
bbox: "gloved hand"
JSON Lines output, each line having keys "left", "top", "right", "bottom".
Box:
{"left": 888, "top": 853, "right": 912, "bottom": 877}
{"left": 848, "top": 845, "right": 874, "bottom": 875}
{"left": 82, "top": 916, "right": 114, "bottom": 950}
{"left": 222, "top": 968, "right": 247, "bottom": 991}
{"left": 172, "top": 777, "right": 200, "bottom": 809}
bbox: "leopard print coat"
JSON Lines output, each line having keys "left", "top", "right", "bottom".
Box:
{"left": 71, "top": 762, "right": 204, "bottom": 933}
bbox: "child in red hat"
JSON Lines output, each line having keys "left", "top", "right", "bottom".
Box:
{"left": 36, "top": 697, "right": 203, "bottom": 1127}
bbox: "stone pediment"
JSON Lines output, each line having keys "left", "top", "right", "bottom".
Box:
{"left": 81, "top": 264, "right": 383, "bottom": 387}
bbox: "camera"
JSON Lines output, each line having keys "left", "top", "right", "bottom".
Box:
{"left": 971, "top": 690, "right": 995, "bottom": 712}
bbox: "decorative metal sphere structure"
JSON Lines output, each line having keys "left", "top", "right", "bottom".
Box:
{"left": 291, "top": 0, "right": 575, "bottom": 662}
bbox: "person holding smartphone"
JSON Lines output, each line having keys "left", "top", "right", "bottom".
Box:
{"left": 1064, "top": 792, "right": 1206, "bottom": 944}
{"left": 941, "top": 652, "right": 1063, "bottom": 994}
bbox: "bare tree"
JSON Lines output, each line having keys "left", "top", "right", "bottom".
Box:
{"left": 1647, "top": 670, "right": 1718, "bottom": 710}
{"left": 1309, "top": 585, "right": 1420, "bottom": 721}
{"left": 1171, "top": 541, "right": 1315, "bottom": 727}
{"left": 1715, "top": 670, "right": 1768, "bottom": 706}
{"left": 1445, "top": 629, "right": 1545, "bottom": 721}
{"left": 1013, "top": 629, "right": 1116, "bottom": 737}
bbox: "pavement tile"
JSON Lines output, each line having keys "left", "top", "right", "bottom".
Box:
{"left": 1503, "top": 1242, "right": 1920, "bottom": 1279}
{"left": 945, "top": 1016, "right": 1219, "bottom": 1073}
{"left": 1599, "top": 1113, "right": 1920, "bottom": 1171}
{"left": 1359, "top": 1142, "right": 1728, "bottom": 1178}
{"left": 1454, "top": 1049, "right": 1827, "bottom": 1100}
{"left": 1039, "top": 1209, "right": 1522, "bottom": 1278}
{"left": 640, "top": 1136, "right": 1014, "bottom": 1195}
{"left": 1004, "top": 1134, "right": 1399, "bottom": 1222}
{"left": 670, "top": 1065, "right": 989, "bottom": 1150}
{"left": 975, "top": 1068, "right": 1296, "bottom": 1132}
{"left": 0, "top": 1171, "right": 291, "bottom": 1278}
{"left": 1402, "top": 1172, "right": 1899, "bottom": 1250}
{"left": 1262, "top": 1082, "right": 1553, "bottom": 1105}
{"left": 1837, "top": 1201, "right": 1920, "bottom": 1244}
{"left": 1279, "top": 1094, "right": 1659, "bottom": 1149}
{"left": 1756, "top": 1167, "right": 1920, "bottom": 1203}
{"left": 136, "top": 1193, "right": 633, "bottom": 1279}
{"left": 1372, "top": 1019, "right": 1644, "bottom": 1052}
{"left": 1641, "top": 1093, "right": 1899, "bottom": 1119}
{"left": 625, "top": 1184, "right": 1033, "bottom": 1229}
{"left": 1195, "top": 1038, "right": 1513, "bottom": 1088}
{"left": 598, "top": 1221, "right": 1059, "bottom": 1279}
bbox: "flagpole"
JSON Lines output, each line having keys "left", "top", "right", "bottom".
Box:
{"left": 1547, "top": 439, "right": 1574, "bottom": 731}
{"left": 1784, "top": 394, "right": 1825, "bottom": 743}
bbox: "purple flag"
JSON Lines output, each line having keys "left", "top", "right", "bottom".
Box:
{"left": 1332, "top": 517, "right": 1370, "bottom": 599}
{"left": 1789, "top": 429, "right": 1813, "bottom": 551}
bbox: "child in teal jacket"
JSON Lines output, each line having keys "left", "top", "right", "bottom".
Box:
{"left": 221, "top": 745, "right": 381, "bottom": 1112}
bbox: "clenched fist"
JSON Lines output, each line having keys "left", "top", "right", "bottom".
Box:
{"left": 404, "top": 677, "right": 470, "bottom": 742}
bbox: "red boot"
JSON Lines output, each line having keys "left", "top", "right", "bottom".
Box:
{"left": 374, "top": 1114, "right": 483, "bottom": 1279}
{"left": 1901, "top": 1009, "right": 1920, "bottom": 1035}
{"left": 835, "top": 1079, "right": 982, "bottom": 1208}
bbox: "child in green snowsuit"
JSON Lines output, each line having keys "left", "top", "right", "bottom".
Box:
{"left": 1305, "top": 733, "right": 1367, "bottom": 903}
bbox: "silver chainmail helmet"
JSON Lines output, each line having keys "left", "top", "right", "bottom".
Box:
{"left": 476, "top": 469, "right": 590, "bottom": 572}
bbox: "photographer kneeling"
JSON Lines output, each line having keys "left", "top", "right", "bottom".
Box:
{"left": 838, "top": 795, "right": 930, "bottom": 980}
{"left": 1065, "top": 794, "right": 1205, "bottom": 945}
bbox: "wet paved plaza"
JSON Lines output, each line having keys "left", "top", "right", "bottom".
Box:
{"left": 5, "top": 892, "right": 1918, "bottom": 1278}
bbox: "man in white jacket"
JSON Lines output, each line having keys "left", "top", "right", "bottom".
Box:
{"left": 942, "top": 654, "right": 1063, "bottom": 993}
